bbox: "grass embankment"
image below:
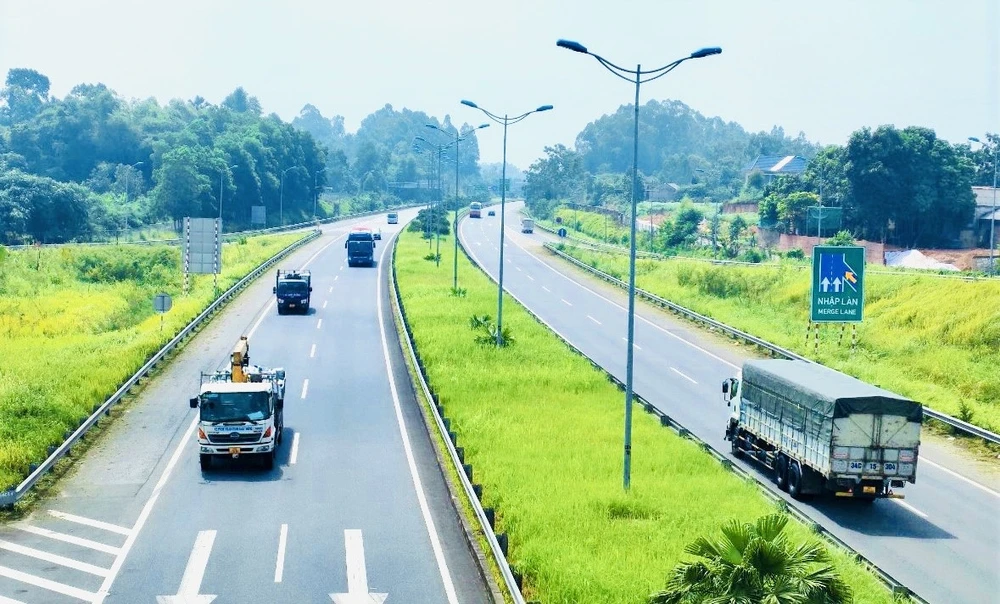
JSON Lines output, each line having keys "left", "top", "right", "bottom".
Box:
{"left": 558, "top": 245, "right": 1000, "bottom": 433}
{"left": 394, "top": 230, "right": 894, "bottom": 603}
{"left": 0, "top": 233, "right": 305, "bottom": 490}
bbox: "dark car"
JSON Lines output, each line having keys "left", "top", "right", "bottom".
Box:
{"left": 373, "top": 229, "right": 382, "bottom": 240}
{"left": 488, "top": 210, "right": 496, "bottom": 216}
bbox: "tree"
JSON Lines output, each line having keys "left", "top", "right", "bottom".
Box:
{"left": 150, "top": 146, "right": 213, "bottom": 224}
{"left": 221, "top": 87, "right": 262, "bottom": 116}
{"left": 650, "top": 514, "right": 852, "bottom": 604}
{"left": 523, "top": 144, "right": 585, "bottom": 217}
{"left": 1, "top": 68, "right": 50, "bottom": 124}
{"left": 826, "top": 230, "right": 855, "bottom": 246}
{"left": 777, "top": 191, "right": 819, "bottom": 235}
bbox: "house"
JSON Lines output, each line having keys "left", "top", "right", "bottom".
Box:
{"left": 744, "top": 154, "right": 809, "bottom": 185}
{"left": 645, "top": 183, "right": 680, "bottom": 201}
{"left": 971, "top": 186, "right": 1000, "bottom": 248}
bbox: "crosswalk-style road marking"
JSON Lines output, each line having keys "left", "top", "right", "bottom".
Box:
{"left": 156, "top": 530, "right": 217, "bottom": 604}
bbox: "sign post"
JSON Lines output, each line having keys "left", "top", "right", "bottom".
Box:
{"left": 153, "top": 292, "right": 172, "bottom": 333}
{"left": 810, "top": 245, "right": 865, "bottom": 324}
{"left": 182, "top": 218, "right": 223, "bottom": 295}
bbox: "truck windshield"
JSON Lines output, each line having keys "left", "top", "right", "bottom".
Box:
{"left": 348, "top": 240, "right": 373, "bottom": 251}
{"left": 277, "top": 281, "right": 308, "bottom": 294}
{"left": 200, "top": 391, "right": 270, "bottom": 422}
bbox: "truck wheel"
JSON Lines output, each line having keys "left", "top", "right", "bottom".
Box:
{"left": 199, "top": 454, "right": 212, "bottom": 472}
{"left": 788, "top": 462, "right": 804, "bottom": 499}
{"left": 277, "top": 306, "right": 286, "bottom": 315}
{"left": 262, "top": 451, "right": 275, "bottom": 471}
{"left": 775, "top": 456, "right": 788, "bottom": 491}
{"left": 730, "top": 436, "right": 743, "bottom": 458}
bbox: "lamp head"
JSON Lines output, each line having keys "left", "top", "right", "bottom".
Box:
{"left": 556, "top": 39, "right": 588, "bottom": 54}
{"left": 690, "top": 47, "right": 722, "bottom": 59}
{"left": 460, "top": 100, "right": 478, "bottom": 109}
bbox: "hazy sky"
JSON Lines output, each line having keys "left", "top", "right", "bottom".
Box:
{"left": 1, "top": 0, "right": 997, "bottom": 169}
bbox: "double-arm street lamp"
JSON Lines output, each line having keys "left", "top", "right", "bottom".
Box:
{"left": 425, "top": 122, "right": 491, "bottom": 289}
{"left": 414, "top": 136, "right": 457, "bottom": 265}
{"left": 280, "top": 166, "right": 302, "bottom": 227}
{"left": 969, "top": 136, "right": 998, "bottom": 275}
{"left": 460, "top": 100, "right": 553, "bottom": 345}
{"left": 121, "top": 161, "right": 144, "bottom": 241}
{"left": 557, "top": 38, "right": 721, "bottom": 490}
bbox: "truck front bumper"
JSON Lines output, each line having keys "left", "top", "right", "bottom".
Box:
{"left": 199, "top": 440, "right": 274, "bottom": 457}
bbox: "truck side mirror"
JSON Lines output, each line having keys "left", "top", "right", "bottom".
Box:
{"left": 272, "top": 286, "right": 277, "bottom": 294}
{"left": 309, "top": 287, "right": 313, "bottom": 292}
{"left": 189, "top": 397, "right": 199, "bottom": 409}
{"left": 722, "top": 381, "right": 729, "bottom": 394}
{"left": 344, "top": 242, "right": 348, "bottom": 248}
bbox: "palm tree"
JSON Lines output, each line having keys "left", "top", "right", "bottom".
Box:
{"left": 650, "top": 514, "right": 852, "bottom": 604}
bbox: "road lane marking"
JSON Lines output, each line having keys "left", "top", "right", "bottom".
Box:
{"left": 376, "top": 231, "right": 459, "bottom": 603}
{"left": 334, "top": 276, "right": 339, "bottom": 281}
{"left": 310, "top": 344, "right": 316, "bottom": 358}
{"left": 317, "top": 319, "right": 323, "bottom": 330}
{"left": 329, "top": 529, "right": 388, "bottom": 602}
{"left": 542, "top": 286, "right": 551, "bottom": 292}
{"left": 621, "top": 337, "right": 641, "bottom": 350}
{"left": 329, "top": 286, "right": 334, "bottom": 292}
{"left": 561, "top": 299, "right": 573, "bottom": 306}
{"left": 0, "top": 539, "right": 109, "bottom": 577}
{"left": 526, "top": 275, "right": 535, "bottom": 281}
{"left": 670, "top": 367, "right": 698, "bottom": 384}
{"left": 301, "top": 379, "right": 309, "bottom": 400}
{"left": 0, "top": 565, "right": 97, "bottom": 601}
{"left": 47, "top": 510, "right": 131, "bottom": 536}
{"left": 587, "top": 315, "right": 601, "bottom": 325}
{"left": 515, "top": 266, "right": 522, "bottom": 271}
{"left": 920, "top": 457, "right": 1000, "bottom": 498}
{"left": 0, "top": 594, "right": 27, "bottom": 604}
{"left": 158, "top": 530, "right": 216, "bottom": 602}
{"left": 340, "top": 265, "right": 344, "bottom": 271}
{"left": 322, "top": 300, "right": 328, "bottom": 309}
{"left": 290, "top": 433, "right": 300, "bottom": 465}
{"left": 18, "top": 525, "right": 121, "bottom": 555}
{"left": 891, "top": 499, "right": 928, "bottom": 518}
{"left": 274, "top": 524, "right": 288, "bottom": 583}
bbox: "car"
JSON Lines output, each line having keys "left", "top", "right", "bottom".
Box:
{"left": 373, "top": 229, "right": 382, "bottom": 240}
{"left": 488, "top": 210, "right": 496, "bottom": 216}
{"left": 387, "top": 212, "right": 399, "bottom": 224}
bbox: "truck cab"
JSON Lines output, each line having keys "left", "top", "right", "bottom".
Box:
{"left": 387, "top": 212, "right": 399, "bottom": 224}
{"left": 346, "top": 229, "right": 376, "bottom": 267}
{"left": 521, "top": 218, "right": 534, "bottom": 233}
{"left": 189, "top": 338, "right": 286, "bottom": 471}
{"left": 274, "top": 269, "right": 312, "bottom": 314}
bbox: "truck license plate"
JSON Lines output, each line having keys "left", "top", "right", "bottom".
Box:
{"left": 229, "top": 447, "right": 240, "bottom": 457}
{"left": 863, "top": 485, "right": 876, "bottom": 494}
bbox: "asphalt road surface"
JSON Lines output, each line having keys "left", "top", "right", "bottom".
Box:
{"left": 459, "top": 202, "right": 1000, "bottom": 604}
{"left": 0, "top": 210, "right": 490, "bottom": 604}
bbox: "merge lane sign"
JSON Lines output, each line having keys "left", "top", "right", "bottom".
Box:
{"left": 810, "top": 245, "right": 865, "bottom": 323}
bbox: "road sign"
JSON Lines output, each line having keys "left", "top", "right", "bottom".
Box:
{"left": 251, "top": 205, "right": 266, "bottom": 226}
{"left": 182, "top": 218, "right": 222, "bottom": 275}
{"left": 153, "top": 293, "right": 172, "bottom": 313}
{"left": 811, "top": 245, "right": 865, "bottom": 323}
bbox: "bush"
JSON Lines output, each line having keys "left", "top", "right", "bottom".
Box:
{"left": 786, "top": 248, "right": 805, "bottom": 260}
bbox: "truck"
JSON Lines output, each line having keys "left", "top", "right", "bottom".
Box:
{"left": 387, "top": 212, "right": 399, "bottom": 224}
{"left": 189, "top": 337, "right": 286, "bottom": 471}
{"left": 469, "top": 202, "right": 482, "bottom": 218}
{"left": 345, "top": 228, "right": 376, "bottom": 267}
{"left": 521, "top": 218, "right": 534, "bottom": 233}
{"left": 274, "top": 269, "right": 312, "bottom": 315}
{"left": 723, "top": 359, "right": 921, "bottom": 501}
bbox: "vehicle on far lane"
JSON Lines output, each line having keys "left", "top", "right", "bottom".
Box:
{"left": 470, "top": 201, "right": 482, "bottom": 218}
{"left": 346, "top": 228, "right": 376, "bottom": 267}
{"left": 521, "top": 218, "right": 534, "bottom": 233}
{"left": 274, "top": 269, "right": 312, "bottom": 314}
{"left": 373, "top": 228, "right": 382, "bottom": 240}
{"left": 387, "top": 212, "right": 399, "bottom": 224}
{"left": 488, "top": 209, "right": 496, "bottom": 216}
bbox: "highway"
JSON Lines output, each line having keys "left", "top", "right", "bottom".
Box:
{"left": 0, "top": 210, "right": 490, "bottom": 603}
{"left": 459, "top": 203, "right": 1000, "bottom": 604}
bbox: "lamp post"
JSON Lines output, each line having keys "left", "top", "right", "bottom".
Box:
{"left": 313, "top": 167, "right": 327, "bottom": 219}
{"left": 969, "top": 136, "right": 998, "bottom": 274}
{"left": 414, "top": 137, "right": 457, "bottom": 263}
{"left": 557, "top": 38, "right": 721, "bottom": 490}
{"left": 122, "top": 161, "right": 143, "bottom": 242}
{"left": 426, "top": 122, "right": 490, "bottom": 289}
{"left": 461, "top": 99, "right": 553, "bottom": 345}
{"left": 219, "top": 163, "right": 238, "bottom": 226}
{"left": 280, "top": 166, "right": 301, "bottom": 227}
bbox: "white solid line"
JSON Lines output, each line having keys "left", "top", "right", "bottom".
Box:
{"left": 310, "top": 343, "right": 316, "bottom": 358}
{"left": 891, "top": 499, "right": 929, "bottom": 518}
{"left": 18, "top": 525, "right": 121, "bottom": 556}
{"left": 47, "top": 510, "right": 131, "bottom": 536}
{"left": 274, "top": 524, "right": 288, "bottom": 583}
{"left": 542, "top": 286, "right": 551, "bottom": 292}
{"left": 344, "top": 529, "right": 370, "bottom": 593}
{"left": 920, "top": 457, "right": 1000, "bottom": 498}
{"left": 322, "top": 300, "right": 328, "bottom": 309}
{"left": 0, "top": 594, "right": 27, "bottom": 604}
{"left": 290, "top": 433, "right": 300, "bottom": 465}
{"left": 376, "top": 233, "right": 459, "bottom": 603}
{"left": 587, "top": 315, "right": 601, "bottom": 325}
{"left": 0, "top": 565, "right": 97, "bottom": 601}
{"left": 526, "top": 275, "right": 535, "bottom": 281}
{"left": 670, "top": 367, "right": 698, "bottom": 384}
{"left": 301, "top": 379, "right": 309, "bottom": 400}
{"left": 0, "top": 539, "right": 109, "bottom": 577}
{"left": 247, "top": 300, "right": 275, "bottom": 340}
{"left": 176, "top": 530, "right": 216, "bottom": 597}
{"left": 316, "top": 319, "right": 323, "bottom": 330}
{"left": 561, "top": 298, "right": 573, "bottom": 306}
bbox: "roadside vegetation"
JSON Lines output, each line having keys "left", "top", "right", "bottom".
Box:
{"left": 556, "top": 244, "right": 1000, "bottom": 433}
{"left": 394, "top": 229, "right": 894, "bottom": 603}
{"left": 0, "top": 233, "right": 304, "bottom": 491}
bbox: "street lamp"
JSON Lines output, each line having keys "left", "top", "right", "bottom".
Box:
{"left": 219, "top": 164, "right": 238, "bottom": 225}
{"left": 461, "top": 99, "right": 553, "bottom": 345}
{"left": 426, "top": 122, "right": 490, "bottom": 289}
{"left": 557, "top": 38, "right": 721, "bottom": 490}
{"left": 415, "top": 136, "right": 457, "bottom": 264}
{"left": 280, "top": 166, "right": 301, "bottom": 227}
{"left": 313, "top": 167, "right": 327, "bottom": 219}
{"left": 969, "top": 136, "right": 998, "bottom": 275}
{"left": 122, "top": 161, "right": 143, "bottom": 241}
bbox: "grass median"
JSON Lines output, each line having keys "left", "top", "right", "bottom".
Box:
{"left": 555, "top": 244, "right": 1000, "bottom": 434}
{"left": 0, "top": 233, "right": 305, "bottom": 491}
{"left": 394, "top": 229, "right": 895, "bottom": 603}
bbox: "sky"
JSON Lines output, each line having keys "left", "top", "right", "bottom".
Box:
{"left": 1, "top": 0, "right": 997, "bottom": 169}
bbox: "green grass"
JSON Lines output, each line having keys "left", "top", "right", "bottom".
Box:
{"left": 394, "top": 230, "right": 896, "bottom": 604}
{"left": 0, "top": 233, "right": 306, "bottom": 491}
{"left": 557, "top": 245, "right": 1000, "bottom": 433}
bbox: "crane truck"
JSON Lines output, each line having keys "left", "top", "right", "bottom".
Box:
{"left": 723, "top": 359, "right": 922, "bottom": 501}
{"left": 189, "top": 336, "right": 286, "bottom": 471}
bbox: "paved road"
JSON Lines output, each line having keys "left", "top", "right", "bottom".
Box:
{"left": 0, "top": 211, "right": 490, "bottom": 604}
{"left": 460, "top": 203, "right": 1000, "bottom": 604}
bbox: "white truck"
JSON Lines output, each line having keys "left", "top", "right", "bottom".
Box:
{"left": 723, "top": 359, "right": 921, "bottom": 501}
{"left": 521, "top": 218, "right": 534, "bottom": 233}
{"left": 189, "top": 337, "right": 286, "bottom": 471}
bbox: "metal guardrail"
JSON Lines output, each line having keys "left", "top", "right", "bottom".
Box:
{"left": 453, "top": 220, "right": 926, "bottom": 603}
{"left": 542, "top": 242, "right": 1000, "bottom": 446}
{"left": 390, "top": 211, "right": 524, "bottom": 604}
{"left": 0, "top": 227, "right": 330, "bottom": 507}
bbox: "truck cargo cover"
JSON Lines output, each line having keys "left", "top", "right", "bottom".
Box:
{"left": 742, "top": 360, "right": 922, "bottom": 424}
